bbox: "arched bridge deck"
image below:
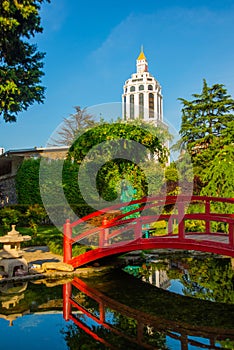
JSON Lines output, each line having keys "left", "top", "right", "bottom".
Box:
{"left": 63, "top": 196, "right": 234, "bottom": 268}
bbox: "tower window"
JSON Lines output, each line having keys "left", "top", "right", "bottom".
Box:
{"left": 139, "top": 93, "right": 144, "bottom": 119}
{"left": 149, "top": 93, "right": 154, "bottom": 118}
{"left": 139, "top": 85, "right": 144, "bottom": 91}
{"left": 148, "top": 85, "right": 153, "bottom": 91}
{"left": 130, "top": 95, "right": 134, "bottom": 119}
{"left": 130, "top": 86, "right": 135, "bottom": 92}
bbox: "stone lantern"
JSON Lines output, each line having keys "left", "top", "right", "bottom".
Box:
{"left": 0, "top": 281, "right": 29, "bottom": 326}
{"left": 0, "top": 225, "right": 31, "bottom": 278}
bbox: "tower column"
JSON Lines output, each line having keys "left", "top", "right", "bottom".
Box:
{"left": 122, "top": 96, "right": 125, "bottom": 120}
{"left": 135, "top": 94, "right": 139, "bottom": 119}
{"left": 154, "top": 92, "right": 158, "bottom": 120}
{"left": 126, "top": 94, "right": 131, "bottom": 120}
{"left": 160, "top": 95, "right": 163, "bottom": 121}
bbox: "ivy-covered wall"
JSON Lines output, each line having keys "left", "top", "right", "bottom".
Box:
{"left": 15, "top": 158, "right": 42, "bottom": 205}
{"left": 14, "top": 158, "right": 98, "bottom": 218}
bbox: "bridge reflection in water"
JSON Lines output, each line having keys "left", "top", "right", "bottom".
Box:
{"left": 63, "top": 270, "right": 234, "bottom": 350}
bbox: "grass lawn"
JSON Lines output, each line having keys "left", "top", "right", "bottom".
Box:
{"left": 0, "top": 225, "right": 63, "bottom": 255}
{"left": 0, "top": 225, "right": 91, "bottom": 256}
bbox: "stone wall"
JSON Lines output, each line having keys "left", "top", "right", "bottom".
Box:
{"left": 0, "top": 176, "right": 17, "bottom": 206}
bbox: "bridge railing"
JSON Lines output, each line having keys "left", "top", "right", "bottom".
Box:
{"left": 63, "top": 196, "right": 234, "bottom": 262}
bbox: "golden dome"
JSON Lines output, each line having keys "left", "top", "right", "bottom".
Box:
{"left": 137, "top": 49, "right": 146, "bottom": 61}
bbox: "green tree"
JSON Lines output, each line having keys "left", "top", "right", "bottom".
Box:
{"left": 177, "top": 79, "right": 234, "bottom": 171}
{"left": 201, "top": 145, "right": 234, "bottom": 198}
{"left": 68, "top": 121, "right": 168, "bottom": 164}
{"left": 200, "top": 144, "right": 234, "bottom": 231}
{"left": 0, "top": 0, "right": 50, "bottom": 122}
{"left": 67, "top": 121, "right": 169, "bottom": 202}
{"left": 141, "top": 160, "right": 164, "bottom": 196}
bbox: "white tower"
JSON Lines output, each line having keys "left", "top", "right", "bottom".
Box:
{"left": 122, "top": 48, "right": 163, "bottom": 123}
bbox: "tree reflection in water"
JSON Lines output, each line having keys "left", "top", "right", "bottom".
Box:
{"left": 62, "top": 257, "right": 234, "bottom": 350}
{"left": 138, "top": 255, "right": 234, "bottom": 305}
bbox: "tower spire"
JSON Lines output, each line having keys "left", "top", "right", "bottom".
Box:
{"left": 137, "top": 46, "right": 146, "bottom": 61}
{"left": 137, "top": 46, "right": 148, "bottom": 73}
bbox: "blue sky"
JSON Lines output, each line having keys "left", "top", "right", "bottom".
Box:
{"left": 1, "top": 0, "right": 234, "bottom": 150}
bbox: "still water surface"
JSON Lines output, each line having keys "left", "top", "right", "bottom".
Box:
{"left": 0, "top": 254, "right": 233, "bottom": 350}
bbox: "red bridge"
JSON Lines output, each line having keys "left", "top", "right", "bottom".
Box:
{"left": 63, "top": 195, "right": 234, "bottom": 268}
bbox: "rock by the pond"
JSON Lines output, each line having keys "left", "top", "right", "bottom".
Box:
{"left": 29, "top": 267, "right": 43, "bottom": 274}
{"left": 42, "top": 262, "right": 74, "bottom": 272}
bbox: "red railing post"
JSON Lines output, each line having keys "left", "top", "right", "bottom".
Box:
{"left": 205, "top": 199, "right": 210, "bottom": 233}
{"left": 178, "top": 201, "right": 185, "bottom": 240}
{"left": 137, "top": 321, "right": 144, "bottom": 344}
{"left": 135, "top": 218, "right": 142, "bottom": 240}
{"left": 63, "top": 282, "right": 72, "bottom": 321}
{"left": 99, "top": 301, "right": 105, "bottom": 323}
{"left": 100, "top": 216, "right": 109, "bottom": 248}
{"left": 63, "top": 219, "right": 72, "bottom": 263}
{"left": 229, "top": 222, "right": 234, "bottom": 247}
{"left": 168, "top": 216, "right": 173, "bottom": 235}
{"left": 180, "top": 333, "right": 188, "bottom": 350}
{"left": 99, "top": 230, "right": 104, "bottom": 248}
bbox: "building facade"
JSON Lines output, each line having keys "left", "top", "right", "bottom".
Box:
{"left": 122, "top": 49, "right": 164, "bottom": 123}
{"left": 0, "top": 147, "right": 68, "bottom": 206}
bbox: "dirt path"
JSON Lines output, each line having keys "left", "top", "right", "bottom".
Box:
{"left": 23, "top": 246, "right": 63, "bottom": 265}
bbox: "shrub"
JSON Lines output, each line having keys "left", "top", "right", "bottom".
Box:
{"left": 25, "top": 204, "right": 47, "bottom": 236}
{"left": 0, "top": 207, "right": 22, "bottom": 232}
{"left": 151, "top": 220, "right": 167, "bottom": 236}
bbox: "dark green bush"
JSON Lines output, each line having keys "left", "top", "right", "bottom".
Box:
{"left": 0, "top": 207, "right": 22, "bottom": 232}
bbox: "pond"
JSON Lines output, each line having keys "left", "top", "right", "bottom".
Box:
{"left": 0, "top": 254, "right": 234, "bottom": 350}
